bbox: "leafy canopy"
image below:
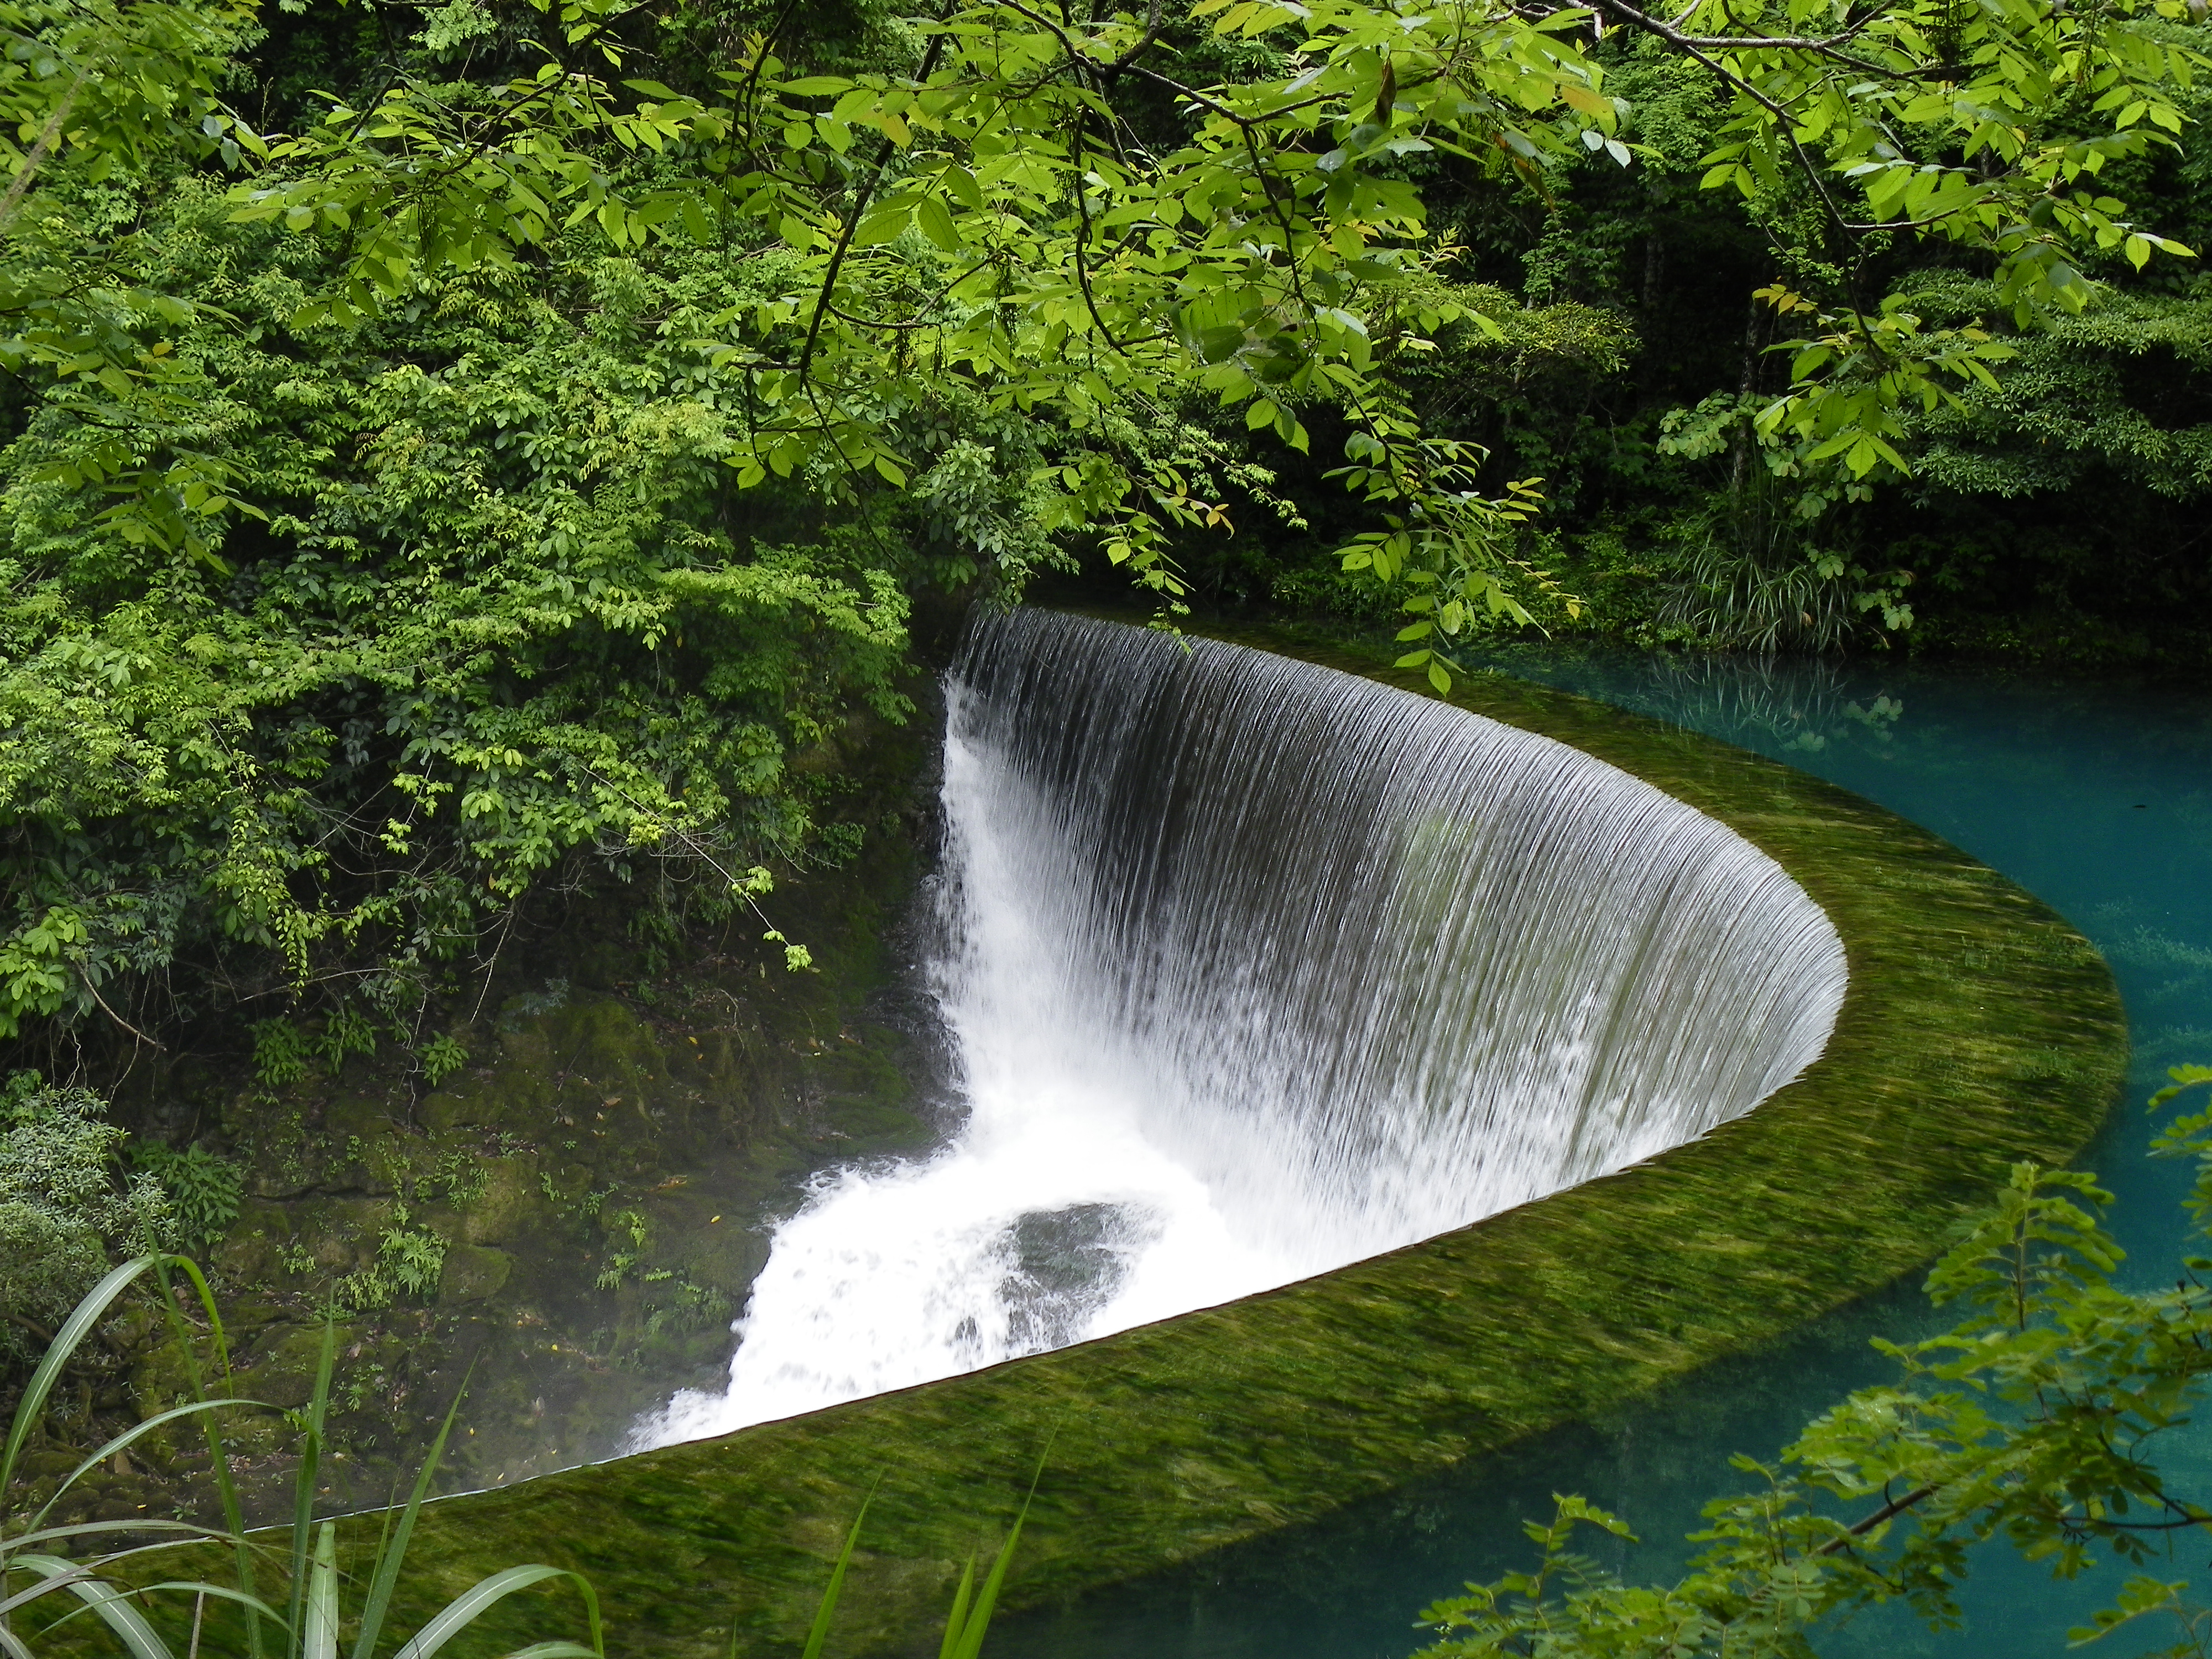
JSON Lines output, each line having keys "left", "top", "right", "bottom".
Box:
{"left": 0, "top": 0, "right": 2201, "bottom": 1047}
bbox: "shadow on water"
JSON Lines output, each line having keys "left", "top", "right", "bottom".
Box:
{"left": 990, "top": 642, "right": 2212, "bottom": 1659}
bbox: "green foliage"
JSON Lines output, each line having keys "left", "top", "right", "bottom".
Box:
{"left": 0, "top": 174, "right": 920, "bottom": 1052}
{"left": 0, "top": 1256, "right": 607, "bottom": 1659}
{"left": 1411, "top": 1073, "right": 2212, "bottom": 1658}
{"left": 131, "top": 1144, "right": 243, "bottom": 1256}
{"left": 1751, "top": 285, "right": 2021, "bottom": 485}
{"left": 317, "top": 1003, "right": 378, "bottom": 1078}
{"left": 0, "top": 0, "right": 2204, "bottom": 1065}
{"left": 0, "top": 0, "right": 268, "bottom": 604}
{"left": 593, "top": 1206, "right": 649, "bottom": 1290}
{"left": 1853, "top": 274, "right": 2212, "bottom": 647}
{"left": 251, "top": 1018, "right": 312, "bottom": 1089}
{"left": 228, "top": 0, "right": 2199, "bottom": 502}
{"left": 0, "top": 1074, "right": 170, "bottom": 1367}
{"left": 338, "top": 1204, "right": 449, "bottom": 1310}
{"left": 418, "top": 1032, "right": 469, "bottom": 1087}
{"left": 1351, "top": 474, "right": 1562, "bottom": 692}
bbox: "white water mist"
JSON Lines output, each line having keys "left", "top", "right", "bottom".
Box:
{"left": 632, "top": 613, "right": 1847, "bottom": 1448}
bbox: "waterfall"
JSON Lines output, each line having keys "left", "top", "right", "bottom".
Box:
{"left": 632, "top": 612, "right": 1848, "bottom": 1447}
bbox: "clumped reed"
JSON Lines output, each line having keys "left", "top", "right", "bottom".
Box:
{"left": 2, "top": 1258, "right": 1015, "bottom": 1659}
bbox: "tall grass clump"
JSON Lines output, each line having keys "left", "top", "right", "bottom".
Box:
{"left": 0, "top": 1254, "right": 599, "bottom": 1659}
{"left": 1, "top": 1255, "right": 1027, "bottom": 1658}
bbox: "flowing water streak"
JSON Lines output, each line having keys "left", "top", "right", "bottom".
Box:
{"left": 633, "top": 613, "right": 1848, "bottom": 1447}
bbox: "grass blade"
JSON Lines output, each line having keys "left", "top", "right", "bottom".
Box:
{"left": 2, "top": 1257, "right": 159, "bottom": 1501}
{"left": 800, "top": 1485, "right": 877, "bottom": 1659}
{"left": 948, "top": 1512, "right": 1023, "bottom": 1659}
{"left": 935, "top": 1556, "right": 975, "bottom": 1659}
{"left": 287, "top": 1322, "right": 338, "bottom": 1651}
{"left": 0, "top": 1559, "right": 280, "bottom": 1629}
{"left": 15, "top": 1553, "right": 179, "bottom": 1659}
{"left": 0, "top": 1564, "right": 95, "bottom": 1621}
{"left": 5, "top": 1517, "right": 230, "bottom": 1555}
{"left": 949, "top": 1448, "right": 1049, "bottom": 1659}
{"left": 390, "top": 1566, "right": 602, "bottom": 1659}
{"left": 149, "top": 1257, "right": 255, "bottom": 1658}
{"left": 491, "top": 1645, "right": 599, "bottom": 1659}
{"left": 304, "top": 1523, "right": 339, "bottom": 1659}
{"left": 348, "top": 1370, "right": 472, "bottom": 1659}
{"left": 116, "top": 1585, "right": 286, "bottom": 1627}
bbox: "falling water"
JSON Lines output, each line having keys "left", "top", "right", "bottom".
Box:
{"left": 632, "top": 612, "right": 1848, "bottom": 1448}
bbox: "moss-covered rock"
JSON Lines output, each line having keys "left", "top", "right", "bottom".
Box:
{"left": 440, "top": 1244, "right": 514, "bottom": 1303}
{"left": 242, "top": 1325, "right": 341, "bottom": 1410}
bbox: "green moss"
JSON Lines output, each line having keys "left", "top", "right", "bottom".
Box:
{"left": 157, "top": 625, "right": 2122, "bottom": 1659}
{"left": 440, "top": 1243, "right": 515, "bottom": 1303}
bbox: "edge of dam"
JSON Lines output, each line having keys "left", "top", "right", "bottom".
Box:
{"left": 251, "top": 618, "right": 2128, "bottom": 1657}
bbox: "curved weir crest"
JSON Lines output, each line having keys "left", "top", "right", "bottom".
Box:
{"left": 634, "top": 612, "right": 1848, "bottom": 1447}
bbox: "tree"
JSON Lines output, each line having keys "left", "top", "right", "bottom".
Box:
{"left": 0, "top": 0, "right": 2203, "bottom": 1051}
{"left": 227, "top": 0, "right": 2205, "bottom": 635}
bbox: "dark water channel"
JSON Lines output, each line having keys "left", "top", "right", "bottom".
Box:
{"left": 990, "top": 645, "right": 2212, "bottom": 1659}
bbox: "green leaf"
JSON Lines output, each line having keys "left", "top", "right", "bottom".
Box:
{"left": 851, "top": 206, "right": 909, "bottom": 247}
{"left": 801, "top": 1491, "right": 875, "bottom": 1659}
{"left": 915, "top": 195, "right": 962, "bottom": 253}
{"left": 305, "top": 1524, "right": 340, "bottom": 1659}
{"left": 937, "top": 1557, "right": 977, "bottom": 1659}
{"left": 351, "top": 1376, "right": 472, "bottom": 1659}
{"left": 391, "top": 1566, "right": 603, "bottom": 1659}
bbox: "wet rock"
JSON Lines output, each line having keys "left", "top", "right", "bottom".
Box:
{"left": 440, "top": 1244, "right": 514, "bottom": 1304}
{"left": 215, "top": 1197, "right": 295, "bottom": 1282}
{"left": 1000, "top": 1202, "right": 1148, "bottom": 1354}
{"left": 326, "top": 1088, "right": 399, "bottom": 1146}
{"left": 459, "top": 1159, "right": 542, "bottom": 1245}
{"left": 294, "top": 1196, "right": 397, "bottom": 1273}
{"left": 241, "top": 1324, "right": 348, "bottom": 1410}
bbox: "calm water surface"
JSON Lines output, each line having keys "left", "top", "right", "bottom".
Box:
{"left": 992, "top": 644, "right": 2212, "bottom": 1659}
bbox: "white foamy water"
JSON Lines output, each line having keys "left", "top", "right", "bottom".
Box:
{"left": 631, "top": 613, "right": 1848, "bottom": 1448}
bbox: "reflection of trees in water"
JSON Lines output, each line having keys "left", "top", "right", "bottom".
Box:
{"left": 1641, "top": 655, "right": 1901, "bottom": 753}
{"left": 1490, "top": 649, "right": 1908, "bottom": 757}
{"left": 2090, "top": 900, "right": 2212, "bottom": 1051}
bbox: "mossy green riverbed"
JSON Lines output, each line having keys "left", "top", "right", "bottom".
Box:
{"left": 98, "top": 622, "right": 2125, "bottom": 1659}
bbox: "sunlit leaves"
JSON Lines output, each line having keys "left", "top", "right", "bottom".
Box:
{"left": 213, "top": 0, "right": 1659, "bottom": 596}
{"left": 1747, "top": 287, "right": 2020, "bottom": 482}
{"left": 1663, "top": 0, "right": 2203, "bottom": 333}
{"left": 1340, "top": 467, "right": 1561, "bottom": 691}
{"left": 202, "top": 0, "right": 2200, "bottom": 628}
